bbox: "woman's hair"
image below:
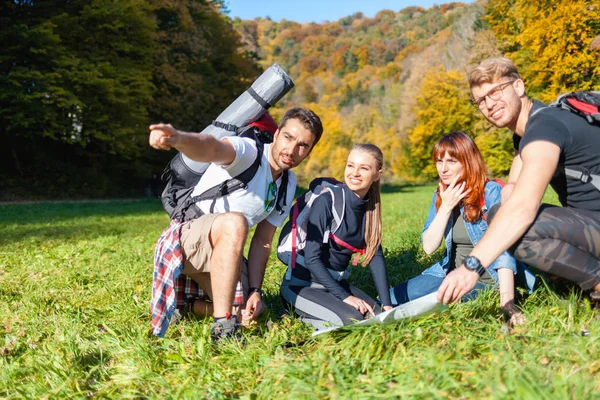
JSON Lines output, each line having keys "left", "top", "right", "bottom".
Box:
{"left": 349, "top": 143, "right": 383, "bottom": 265}
{"left": 432, "top": 131, "right": 487, "bottom": 223}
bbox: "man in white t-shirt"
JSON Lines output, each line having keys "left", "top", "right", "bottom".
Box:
{"left": 149, "top": 108, "right": 323, "bottom": 340}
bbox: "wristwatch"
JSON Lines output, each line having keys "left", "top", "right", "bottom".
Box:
{"left": 463, "top": 256, "right": 486, "bottom": 276}
{"left": 248, "top": 287, "right": 264, "bottom": 297}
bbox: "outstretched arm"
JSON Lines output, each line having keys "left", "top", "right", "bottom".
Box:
{"left": 438, "top": 140, "right": 560, "bottom": 304}
{"left": 149, "top": 123, "right": 236, "bottom": 165}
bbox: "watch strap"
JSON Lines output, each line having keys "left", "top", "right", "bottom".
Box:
{"left": 248, "top": 287, "right": 263, "bottom": 296}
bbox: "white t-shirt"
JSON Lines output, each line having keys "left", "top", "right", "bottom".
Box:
{"left": 190, "top": 136, "right": 296, "bottom": 227}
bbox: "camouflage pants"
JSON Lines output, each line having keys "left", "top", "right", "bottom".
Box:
{"left": 490, "top": 204, "right": 600, "bottom": 290}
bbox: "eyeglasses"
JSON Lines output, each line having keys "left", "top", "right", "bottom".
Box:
{"left": 471, "top": 80, "right": 516, "bottom": 109}
{"left": 264, "top": 181, "right": 277, "bottom": 212}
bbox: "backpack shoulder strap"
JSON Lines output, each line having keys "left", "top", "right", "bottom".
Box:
{"left": 326, "top": 185, "right": 346, "bottom": 234}
{"left": 530, "top": 105, "right": 550, "bottom": 120}
{"left": 564, "top": 168, "right": 600, "bottom": 192}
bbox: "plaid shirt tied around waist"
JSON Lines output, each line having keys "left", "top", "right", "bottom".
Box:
{"left": 150, "top": 219, "right": 244, "bottom": 337}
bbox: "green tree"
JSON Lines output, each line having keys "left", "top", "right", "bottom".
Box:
{"left": 149, "top": 0, "right": 260, "bottom": 132}
{"left": 0, "top": 0, "right": 154, "bottom": 173}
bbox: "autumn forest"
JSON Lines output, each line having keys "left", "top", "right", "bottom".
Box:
{"left": 2, "top": 0, "right": 599, "bottom": 198}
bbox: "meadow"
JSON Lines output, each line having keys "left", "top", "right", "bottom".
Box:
{"left": 1, "top": 185, "right": 599, "bottom": 399}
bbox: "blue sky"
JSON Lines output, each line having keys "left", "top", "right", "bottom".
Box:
{"left": 225, "top": 0, "right": 471, "bottom": 23}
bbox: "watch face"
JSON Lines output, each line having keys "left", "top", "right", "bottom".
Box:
{"left": 465, "top": 256, "right": 480, "bottom": 270}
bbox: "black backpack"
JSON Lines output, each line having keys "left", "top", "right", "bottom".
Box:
{"left": 542, "top": 91, "right": 600, "bottom": 125}
{"left": 160, "top": 125, "right": 288, "bottom": 223}
{"left": 530, "top": 91, "right": 600, "bottom": 192}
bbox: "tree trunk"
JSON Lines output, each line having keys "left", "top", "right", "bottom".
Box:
{"left": 12, "top": 146, "right": 22, "bottom": 175}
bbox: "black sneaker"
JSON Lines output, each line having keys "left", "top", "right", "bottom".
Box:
{"left": 210, "top": 316, "right": 240, "bottom": 342}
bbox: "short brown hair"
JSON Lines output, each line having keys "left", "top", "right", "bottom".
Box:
{"left": 468, "top": 57, "right": 521, "bottom": 88}
{"left": 279, "top": 107, "right": 323, "bottom": 148}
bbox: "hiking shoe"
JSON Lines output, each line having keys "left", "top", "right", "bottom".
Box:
{"left": 210, "top": 316, "right": 240, "bottom": 342}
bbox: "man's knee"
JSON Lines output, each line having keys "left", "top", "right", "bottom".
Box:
{"left": 211, "top": 212, "right": 249, "bottom": 245}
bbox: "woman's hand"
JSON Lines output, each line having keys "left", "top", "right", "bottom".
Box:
{"left": 343, "top": 296, "right": 375, "bottom": 317}
{"left": 439, "top": 175, "right": 471, "bottom": 212}
{"left": 382, "top": 305, "right": 393, "bottom": 312}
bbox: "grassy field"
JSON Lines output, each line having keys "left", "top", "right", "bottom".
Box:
{"left": 1, "top": 185, "right": 599, "bottom": 399}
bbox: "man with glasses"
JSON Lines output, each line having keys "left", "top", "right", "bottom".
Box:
{"left": 437, "top": 56, "right": 600, "bottom": 307}
{"left": 149, "top": 107, "right": 323, "bottom": 340}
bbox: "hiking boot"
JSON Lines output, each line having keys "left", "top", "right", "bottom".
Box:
{"left": 210, "top": 316, "right": 240, "bottom": 342}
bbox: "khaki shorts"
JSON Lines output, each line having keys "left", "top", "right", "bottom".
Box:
{"left": 180, "top": 214, "right": 249, "bottom": 312}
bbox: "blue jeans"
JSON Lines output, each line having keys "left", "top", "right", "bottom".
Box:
{"left": 389, "top": 273, "right": 489, "bottom": 305}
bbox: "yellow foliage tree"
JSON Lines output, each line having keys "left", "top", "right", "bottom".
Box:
{"left": 401, "top": 68, "right": 477, "bottom": 181}
{"left": 486, "top": 0, "right": 600, "bottom": 100}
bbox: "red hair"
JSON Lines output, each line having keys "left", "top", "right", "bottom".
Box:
{"left": 433, "top": 131, "right": 487, "bottom": 223}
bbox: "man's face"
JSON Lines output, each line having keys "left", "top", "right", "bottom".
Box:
{"left": 471, "top": 78, "right": 522, "bottom": 129}
{"left": 270, "top": 118, "right": 316, "bottom": 171}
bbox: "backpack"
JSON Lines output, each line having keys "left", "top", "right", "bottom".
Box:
{"left": 160, "top": 114, "right": 288, "bottom": 223}
{"left": 277, "top": 177, "right": 365, "bottom": 281}
{"left": 541, "top": 91, "right": 600, "bottom": 125}
{"left": 530, "top": 91, "right": 600, "bottom": 192}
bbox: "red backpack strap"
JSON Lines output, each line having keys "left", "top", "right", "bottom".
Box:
{"left": 329, "top": 233, "right": 365, "bottom": 266}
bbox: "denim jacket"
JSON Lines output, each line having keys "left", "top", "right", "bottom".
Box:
{"left": 420, "top": 181, "right": 536, "bottom": 293}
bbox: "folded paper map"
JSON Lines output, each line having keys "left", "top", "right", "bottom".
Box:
{"left": 312, "top": 292, "right": 448, "bottom": 337}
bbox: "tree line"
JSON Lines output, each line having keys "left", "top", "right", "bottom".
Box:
{"left": 1, "top": 0, "right": 259, "bottom": 199}
{"left": 2, "top": 0, "right": 598, "bottom": 199}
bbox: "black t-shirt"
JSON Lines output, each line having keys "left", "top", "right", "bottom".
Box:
{"left": 513, "top": 100, "right": 600, "bottom": 211}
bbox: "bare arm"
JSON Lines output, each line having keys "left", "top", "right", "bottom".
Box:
{"left": 422, "top": 202, "right": 453, "bottom": 254}
{"left": 243, "top": 219, "right": 278, "bottom": 321}
{"left": 470, "top": 141, "right": 559, "bottom": 267}
{"left": 502, "top": 150, "right": 523, "bottom": 203}
{"left": 507, "top": 150, "right": 523, "bottom": 183}
{"left": 437, "top": 141, "right": 560, "bottom": 304}
{"left": 422, "top": 177, "right": 470, "bottom": 254}
{"left": 148, "top": 123, "right": 236, "bottom": 165}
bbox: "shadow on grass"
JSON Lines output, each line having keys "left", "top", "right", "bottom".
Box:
{"left": 0, "top": 199, "right": 165, "bottom": 226}
{"left": 0, "top": 200, "right": 169, "bottom": 246}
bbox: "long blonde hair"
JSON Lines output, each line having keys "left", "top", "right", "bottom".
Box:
{"left": 350, "top": 143, "right": 383, "bottom": 265}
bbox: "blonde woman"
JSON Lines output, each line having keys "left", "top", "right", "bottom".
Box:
{"left": 280, "top": 144, "right": 393, "bottom": 327}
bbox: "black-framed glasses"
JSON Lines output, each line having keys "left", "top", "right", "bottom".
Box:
{"left": 264, "top": 181, "right": 277, "bottom": 212}
{"left": 471, "top": 80, "right": 516, "bottom": 109}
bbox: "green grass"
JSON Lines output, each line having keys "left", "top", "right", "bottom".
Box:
{"left": 1, "top": 186, "right": 598, "bottom": 399}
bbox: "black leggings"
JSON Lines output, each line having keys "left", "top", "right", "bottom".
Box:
{"left": 490, "top": 204, "right": 600, "bottom": 290}
{"left": 280, "top": 277, "right": 377, "bottom": 326}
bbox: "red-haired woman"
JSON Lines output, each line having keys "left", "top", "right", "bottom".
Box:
{"left": 390, "top": 131, "right": 535, "bottom": 323}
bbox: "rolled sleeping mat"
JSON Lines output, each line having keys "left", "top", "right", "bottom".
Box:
{"left": 181, "top": 63, "right": 294, "bottom": 173}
